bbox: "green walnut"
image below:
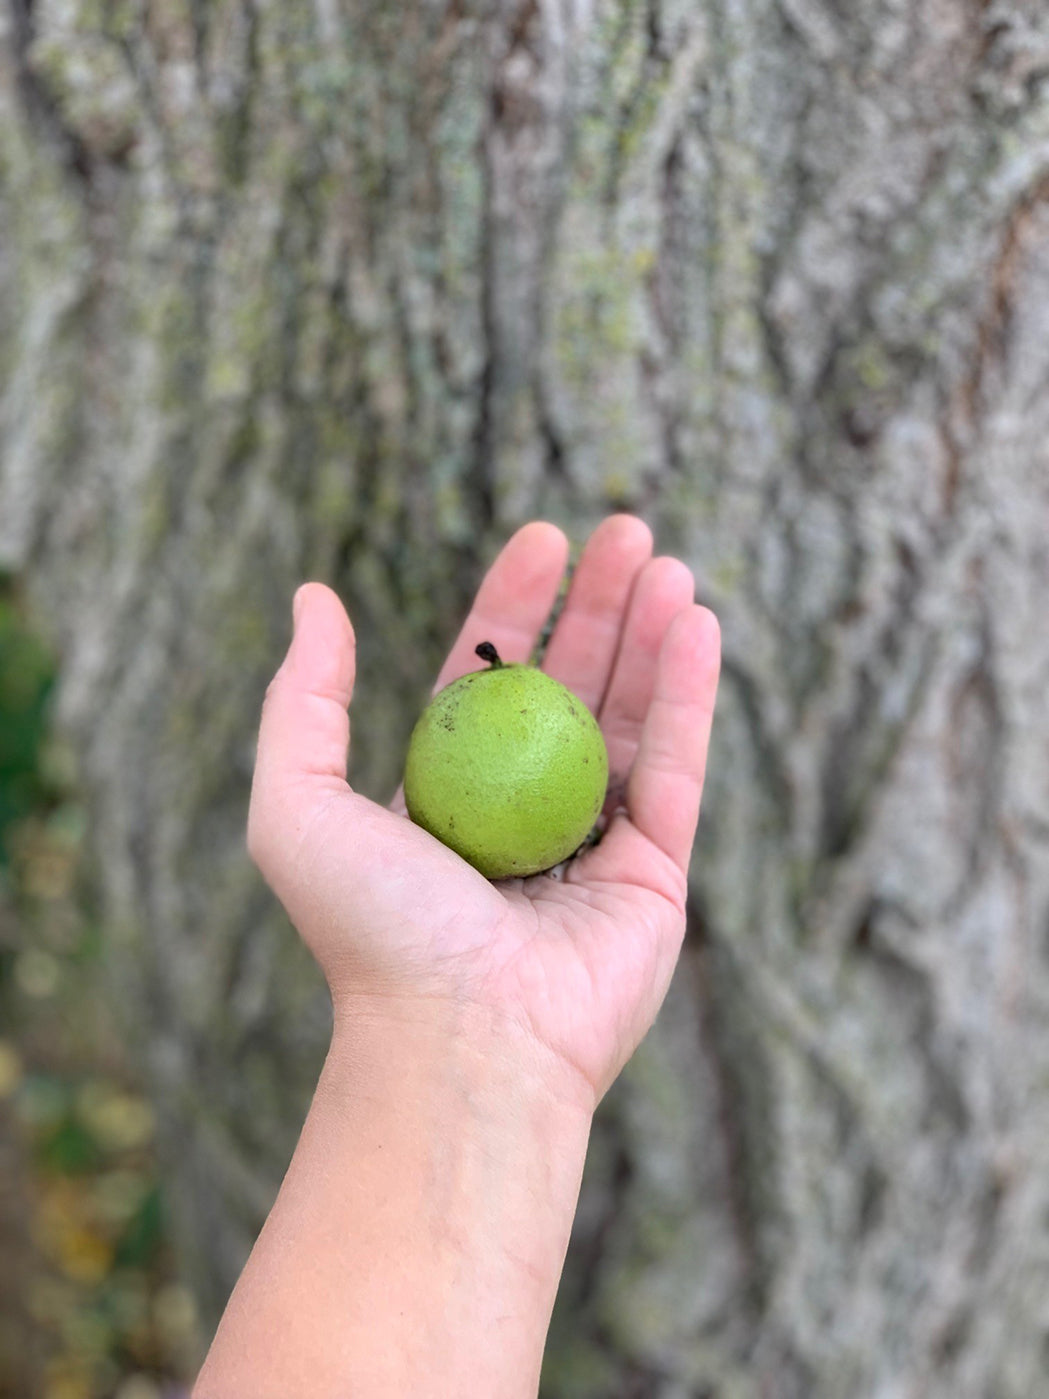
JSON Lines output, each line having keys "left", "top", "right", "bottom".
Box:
{"left": 404, "top": 643, "right": 609, "bottom": 880}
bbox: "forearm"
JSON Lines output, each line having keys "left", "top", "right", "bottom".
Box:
{"left": 194, "top": 1000, "right": 593, "bottom": 1399}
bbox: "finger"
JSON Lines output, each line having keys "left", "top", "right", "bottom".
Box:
{"left": 247, "top": 583, "right": 356, "bottom": 890}
{"left": 623, "top": 605, "right": 720, "bottom": 875}
{"left": 541, "top": 514, "right": 653, "bottom": 713}
{"left": 598, "top": 556, "right": 696, "bottom": 793}
{"left": 431, "top": 521, "right": 569, "bottom": 692}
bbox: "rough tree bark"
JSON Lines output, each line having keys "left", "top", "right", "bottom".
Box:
{"left": 3, "top": 0, "right": 1049, "bottom": 1394}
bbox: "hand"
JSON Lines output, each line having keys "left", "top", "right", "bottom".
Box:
{"left": 248, "top": 515, "right": 720, "bottom": 1110}
{"left": 198, "top": 518, "right": 720, "bottom": 1398}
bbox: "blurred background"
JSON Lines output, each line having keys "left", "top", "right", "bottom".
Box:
{"left": 3, "top": 1, "right": 1049, "bottom": 1396}
{"left": 0, "top": 584, "right": 196, "bottom": 1397}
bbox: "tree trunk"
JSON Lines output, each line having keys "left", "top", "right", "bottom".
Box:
{"left": 4, "top": 0, "right": 1049, "bottom": 1393}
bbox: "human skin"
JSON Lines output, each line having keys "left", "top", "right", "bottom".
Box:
{"left": 193, "top": 515, "right": 721, "bottom": 1398}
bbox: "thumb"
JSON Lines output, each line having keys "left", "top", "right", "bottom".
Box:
{"left": 247, "top": 583, "right": 356, "bottom": 891}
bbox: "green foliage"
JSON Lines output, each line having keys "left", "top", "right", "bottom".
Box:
{"left": 0, "top": 584, "right": 195, "bottom": 1396}
{"left": 38, "top": 1105, "right": 107, "bottom": 1177}
{"left": 113, "top": 1185, "right": 165, "bottom": 1271}
{"left": 0, "top": 581, "right": 56, "bottom": 866}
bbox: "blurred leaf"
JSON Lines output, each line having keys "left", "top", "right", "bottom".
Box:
{"left": 92, "top": 1170, "right": 152, "bottom": 1229}
{"left": 0, "top": 588, "right": 56, "bottom": 864}
{"left": 0, "top": 1040, "right": 23, "bottom": 1098}
{"left": 77, "top": 1084, "right": 155, "bottom": 1153}
{"left": 38, "top": 1114, "right": 105, "bottom": 1176}
{"left": 114, "top": 1186, "right": 164, "bottom": 1269}
{"left": 55, "top": 1226, "right": 113, "bottom": 1286}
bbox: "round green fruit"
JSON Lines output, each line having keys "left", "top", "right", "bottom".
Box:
{"left": 404, "top": 643, "right": 609, "bottom": 880}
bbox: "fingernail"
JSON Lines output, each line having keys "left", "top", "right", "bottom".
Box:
{"left": 292, "top": 586, "right": 307, "bottom": 629}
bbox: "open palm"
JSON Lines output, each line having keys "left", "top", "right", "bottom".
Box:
{"left": 248, "top": 517, "right": 720, "bottom": 1107}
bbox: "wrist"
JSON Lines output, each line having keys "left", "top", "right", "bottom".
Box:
{"left": 329, "top": 988, "right": 598, "bottom": 1126}
{"left": 198, "top": 992, "right": 593, "bottom": 1399}
{"left": 328, "top": 990, "right": 592, "bottom": 1346}
{"left": 324, "top": 990, "right": 594, "bottom": 1290}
